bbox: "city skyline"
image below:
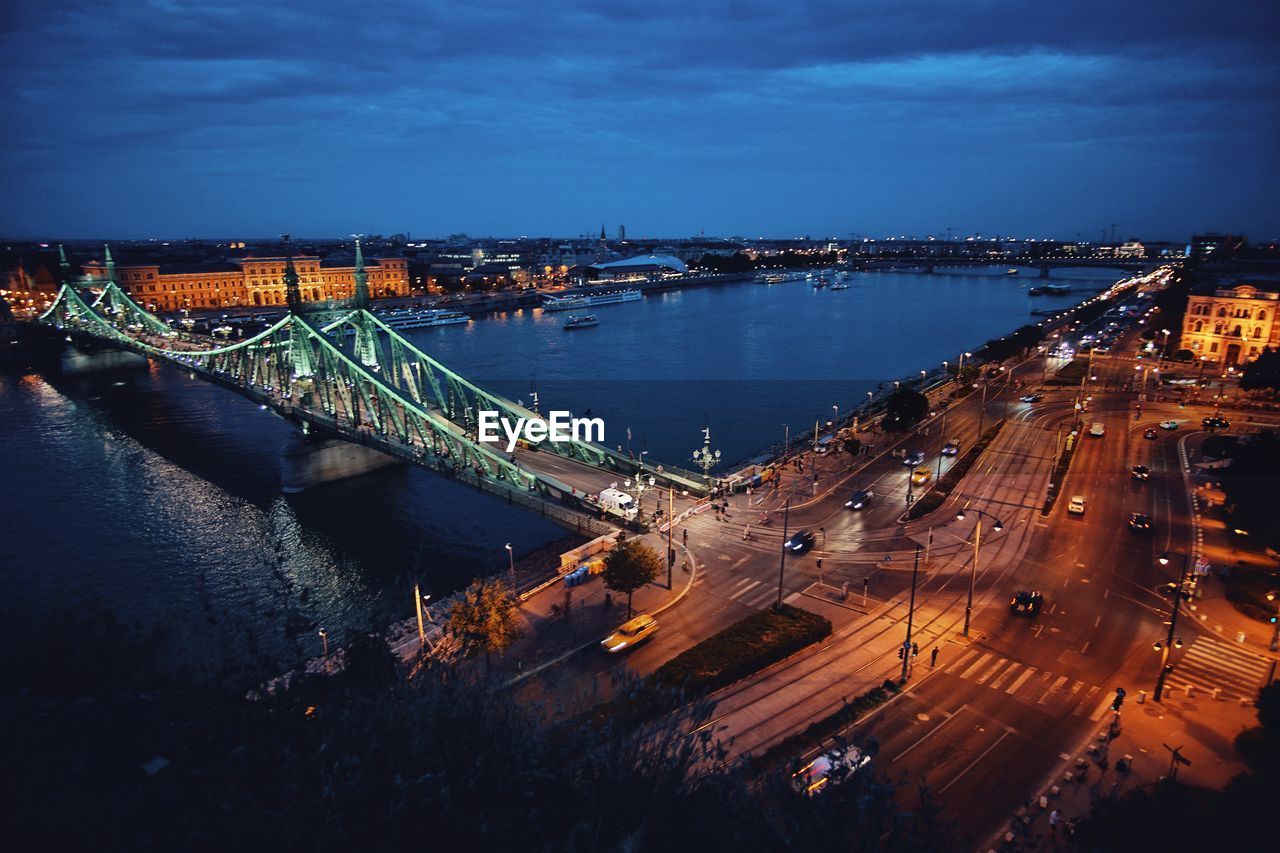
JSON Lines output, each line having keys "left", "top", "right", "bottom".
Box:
{"left": 3, "top": 1, "right": 1277, "bottom": 241}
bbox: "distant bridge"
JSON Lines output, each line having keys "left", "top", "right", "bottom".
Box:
{"left": 39, "top": 244, "right": 709, "bottom": 532}
{"left": 860, "top": 257, "right": 1161, "bottom": 277}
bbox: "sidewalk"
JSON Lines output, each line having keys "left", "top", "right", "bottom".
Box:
{"left": 988, "top": 691, "right": 1256, "bottom": 851}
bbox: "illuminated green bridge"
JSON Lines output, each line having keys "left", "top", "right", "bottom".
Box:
{"left": 40, "top": 242, "right": 708, "bottom": 533}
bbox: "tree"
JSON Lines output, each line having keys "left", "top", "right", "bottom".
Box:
{"left": 447, "top": 578, "right": 522, "bottom": 674}
{"left": 1241, "top": 348, "right": 1280, "bottom": 393}
{"left": 882, "top": 387, "right": 928, "bottom": 432}
{"left": 842, "top": 436, "right": 862, "bottom": 458}
{"left": 602, "top": 540, "right": 662, "bottom": 617}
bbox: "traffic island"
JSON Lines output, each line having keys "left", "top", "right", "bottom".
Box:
{"left": 749, "top": 680, "right": 901, "bottom": 774}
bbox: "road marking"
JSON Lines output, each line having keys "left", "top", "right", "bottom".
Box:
{"left": 1039, "top": 675, "right": 1069, "bottom": 704}
{"left": 939, "top": 728, "right": 1014, "bottom": 794}
{"left": 727, "top": 577, "right": 755, "bottom": 596}
{"left": 730, "top": 555, "right": 749, "bottom": 570}
{"left": 730, "top": 579, "right": 763, "bottom": 601}
{"left": 894, "top": 705, "right": 967, "bottom": 761}
{"left": 1005, "top": 667, "right": 1036, "bottom": 694}
{"left": 1033, "top": 624, "right": 1045, "bottom": 639}
{"left": 974, "top": 657, "right": 1007, "bottom": 685}
{"left": 1088, "top": 691, "right": 1116, "bottom": 721}
{"left": 943, "top": 649, "right": 979, "bottom": 674}
{"left": 1080, "top": 641, "right": 1090, "bottom": 655}
{"left": 959, "top": 652, "right": 993, "bottom": 680}
{"left": 783, "top": 591, "right": 801, "bottom": 605}
{"left": 988, "top": 662, "right": 1020, "bottom": 691}
{"left": 1094, "top": 615, "right": 1101, "bottom": 627}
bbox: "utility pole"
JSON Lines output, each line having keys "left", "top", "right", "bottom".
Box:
{"left": 775, "top": 499, "right": 791, "bottom": 610}
{"left": 667, "top": 486, "right": 675, "bottom": 590}
{"left": 1154, "top": 552, "right": 1191, "bottom": 702}
{"left": 901, "top": 544, "right": 921, "bottom": 682}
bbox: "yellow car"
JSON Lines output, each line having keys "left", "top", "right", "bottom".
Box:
{"left": 601, "top": 614, "right": 658, "bottom": 653}
{"left": 910, "top": 467, "right": 932, "bottom": 486}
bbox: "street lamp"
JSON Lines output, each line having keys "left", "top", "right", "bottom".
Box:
{"left": 505, "top": 542, "right": 515, "bottom": 584}
{"left": 1153, "top": 551, "right": 1193, "bottom": 702}
{"left": 955, "top": 506, "right": 1004, "bottom": 636}
{"left": 1267, "top": 591, "right": 1280, "bottom": 652}
{"left": 318, "top": 629, "right": 329, "bottom": 658}
{"left": 692, "top": 426, "right": 721, "bottom": 490}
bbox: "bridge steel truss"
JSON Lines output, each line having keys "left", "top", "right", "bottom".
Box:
{"left": 39, "top": 279, "right": 708, "bottom": 525}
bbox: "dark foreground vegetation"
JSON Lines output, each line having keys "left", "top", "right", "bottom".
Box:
{"left": 5, "top": 610, "right": 949, "bottom": 851}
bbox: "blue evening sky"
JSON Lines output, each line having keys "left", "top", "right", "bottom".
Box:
{"left": 2, "top": 1, "right": 1276, "bottom": 242}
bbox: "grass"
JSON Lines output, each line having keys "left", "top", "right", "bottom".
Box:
{"left": 1047, "top": 357, "right": 1089, "bottom": 385}
{"left": 1223, "top": 566, "right": 1280, "bottom": 622}
{"left": 654, "top": 604, "right": 832, "bottom": 693}
{"left": 906, "top": 420, "right": 1006, "bottom": 520}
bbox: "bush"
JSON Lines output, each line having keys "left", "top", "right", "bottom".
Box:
{"left": 654, "top": 605, "right": 831, "bottom": 693}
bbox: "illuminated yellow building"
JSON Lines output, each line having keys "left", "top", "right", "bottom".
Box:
{"left": 83, "top": 255, "right": 409, "bottom": 311}
{"left": 1181, "top": 283, "right": 1280, "bottom": 367}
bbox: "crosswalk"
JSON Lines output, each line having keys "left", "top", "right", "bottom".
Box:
{"left": 701, "top": 575, "right": 802, "bottom": 609}
{"left": 937, "top": 648, "right": 1113, "bottom": 720}
{"left": 1171, "top": 636, "right": 1274, "bottom": 701}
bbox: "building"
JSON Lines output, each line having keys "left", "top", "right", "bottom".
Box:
{"left": 1189, "top": 233, "right": 1247, "bottom": 263}
{"left": 586, "top": 254, "right": 688, "bottom": 282}
{"left": 1181, "top": 283, "right": 1280, "bottom": 367}
{"left": 82, "top": 254, "right": 409, "bottom": 311}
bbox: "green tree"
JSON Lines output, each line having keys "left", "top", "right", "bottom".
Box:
{"left": 1241, "top": 348, "right": 1280, "bottom": 392}
{"left": 602, "top": 539, "right": 662, "bottom": 617}
{"left": 447, "top": 577, "right": 522, "bottom": 674}
{"left": 883, "top": 387, "right": 928, "bottom": 432}
{"left": 842, "top": 436, "right": 862, "bottom": 458}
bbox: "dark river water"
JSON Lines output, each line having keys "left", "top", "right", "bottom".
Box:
{"left": 0, "top": 267, "right": 1115, "bottom": 678}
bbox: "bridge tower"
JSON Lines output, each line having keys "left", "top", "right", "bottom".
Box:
{"left": 57, "top": 244, "right": 71, "bottom": 285}
{"left": 350, "top": 235, "right": 382, "bottom": 369}
{"left": 283, "top": 234, "right": 304, "bottom": 314}
{"left": 103, "top": 244, "right": 117, "bottom": 286}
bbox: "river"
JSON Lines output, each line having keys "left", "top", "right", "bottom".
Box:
{"left": 0, "top": 266, "right": 1116, "bottom": 679}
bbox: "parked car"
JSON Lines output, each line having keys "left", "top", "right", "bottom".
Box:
{"left": 1127, "top": 512, "right": 1152, "bottom": 532}
{"left": 845, "top": 488, "right": 874, "bottom": 510}
{"left": 1067, "top": 495, "right": 1086, "bottom": 515}
{"left": 600, "top": 614, "right": 658, "bottom": 653}
{"left": 941, "top": 441, "right": 961, "bottom": 456}
{"left": 785, "top": 530, "right": 817, "bottom": 553}
{"left": 792, "top": 745, "right": 871, "bottom": 796}
{"left": 911, "top": 467, "right": 932, "bottom": 486}
{"left": 1130, "top": 465, "right": 1150, "bottom": 480}
{"left": 1009, "top": 590, "right": 1044, "bottom": 616}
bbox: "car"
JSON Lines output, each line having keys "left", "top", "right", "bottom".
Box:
{"left": 1019, "top": 394, "right": 1044, "bottom": 403}
{"left": 1067, "top": 495, "right": 1086, "bottom": 515}
{"left": 1127, "top": 512, "right": 1152, "bottom": 532}
{"left": 845, "top": 488, "right": 874, "bottom": 510}
{"left": 910, "top": 467, "right": 932, "bottom": 486}
{"left": 1089, "top": 422, "right": 1105, "bottom": 437}
{"left": 600, "top": 614, "right": 658, "bottom": 653}
{"left": 1202, "top": 416, "right": 1230, "bottom": 431}
{"left": 902, "top": 450, "right": 925, "bottom": 466}
{"left": 1130, "top": 465, "right": 1150, "bottom": 480}
{"left": 941, "top": 441, "right": 960, "bottom": 456}
{"left": 1009, "top": 590, "right": 1044, "bottom": 616}
{"left": 785, "top": 530, "right": 817, "bottom": 553}
{"left": 1143, "top": 428, "right": 1158, "bottom": 440}
{"left": 1159, "top": 420, "right": 1179, "bottom": 430}
{"left": 792, "top": 745, "right": 871, "bottom": 796}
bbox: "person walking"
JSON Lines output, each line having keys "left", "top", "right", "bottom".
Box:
{"left": 682, "top": 528, "right": 688, "bottom": 546}
{"left": 930, "top": 647, "right": 939, "bottom": 668}
{"left": 1049, "top": 809, "right": 1062, "bottom": 838}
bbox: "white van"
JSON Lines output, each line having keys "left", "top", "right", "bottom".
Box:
{"left": 597, "top": 488, "right": 638, "bottom": 520}
{"left": 1089, "top": 422, "right": 1105, "bottom": 437}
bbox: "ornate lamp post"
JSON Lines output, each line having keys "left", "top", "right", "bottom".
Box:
{"left": 692, "top": 427, "right": 721, "bottom": 490}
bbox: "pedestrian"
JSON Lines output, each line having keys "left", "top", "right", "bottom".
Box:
{"left": 743, "top": 524, "right": 752, "bottom": 541}
{"left": 816, "top": 557, "right": 823, "bottom": 572}
{"left": 682, "top": 528, "right": 688, "bottom": 546}
{"left": 1049, "top": 809, "right": 1062, "bottom": 837}
{"left": 930, "top": 647, "right": 939, "bottom": 668}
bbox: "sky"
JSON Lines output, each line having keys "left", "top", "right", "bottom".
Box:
{"left": 2, "top": 1, "right": 1277, "bottom": 242}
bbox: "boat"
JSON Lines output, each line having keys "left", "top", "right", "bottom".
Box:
{"left": 758, "top": 272, "right": 788, "bottom": 284}
{"left": 372, "top": 308, "right": 471, "bottom": 329}
{"left": 1005, "top": 268, "right": 1020, "bottom": 276}
{"left": 1027, "top": 282, "right": 1071, "bottom": 296}
{"left": 563, "top": 314, "right": 599, "bottom": 330}
{"left": 830, "top": 283, "right": 850, "bottom": 291}
{"left": 541, "top": 288, "right": 642, "bottom": 312}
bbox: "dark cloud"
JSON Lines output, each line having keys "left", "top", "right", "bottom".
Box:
{"left": 1, "top": 0, "right": 1276, "bottom": 239}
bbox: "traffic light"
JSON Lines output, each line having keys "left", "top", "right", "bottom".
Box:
{"left": 911, "top": 642, "right": 919, "bottom": 657}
